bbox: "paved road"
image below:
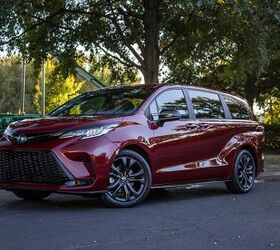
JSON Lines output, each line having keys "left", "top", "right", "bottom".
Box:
{"left": 0, "top": 179, "right": 279, "bottom": 250}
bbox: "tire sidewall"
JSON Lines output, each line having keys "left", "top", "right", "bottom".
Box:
{"left": 103, "top": 150, "right": 152, "bottom": 207}
{"left": 234, "top": 150, "right": 256, "bottom": 193}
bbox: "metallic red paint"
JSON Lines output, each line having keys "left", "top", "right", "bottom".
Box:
{"left": 0, "top": 84, "right": 264, "bottom": 194}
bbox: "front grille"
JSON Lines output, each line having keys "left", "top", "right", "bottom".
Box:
{"left": 0, "top": 151, "right": 71, "bottom": 184}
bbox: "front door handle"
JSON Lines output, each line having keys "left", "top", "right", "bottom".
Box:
{"left": 256, "top": 125, "right": 264, "bottom": 132}
{"left": 185, "top": 124, "right": 200, "bottom": 129}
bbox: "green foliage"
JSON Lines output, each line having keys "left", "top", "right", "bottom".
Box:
{"left": 0, "top": 56, "right": 36, "bottom": 113}
{"left": 0, "top": 55, "right": 140, "bottom": 115}
{"left": 84, "top": 55, "right": 141, "bottom": 87}
{"left": 257, "top": 59, "right": 280, "bottom": 124}
{"left": 162, "top": 0, "right": 280, "bottom": 107}
{"left": 265, "top": 124, "right": 280, "bottom": 150}
{"left": 34, "top": 58, "right": 85, "bottom": 114}
{"left": 0, "top": 0, "right": 280, "bottom": 113}
{"left": 0, "top": 0, "right": 140, "bottom": 83}
{"left": 260, "top": 95, "right": 280, "bottom": 125}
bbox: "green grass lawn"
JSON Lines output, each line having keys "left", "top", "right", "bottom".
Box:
{"left": 264, "top": 154, "right": 280, "bottom": 165}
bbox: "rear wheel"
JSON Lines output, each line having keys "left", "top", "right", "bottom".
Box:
{"left": 103, "top": 150, "right": 151, "bottom": 208}
{"left": 12, "top": 190, "right": 51, "bottom": 200}
{"left": 226, "top": 150, "right": 256, "bottom": 193}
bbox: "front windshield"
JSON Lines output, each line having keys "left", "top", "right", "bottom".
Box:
{"left": 49, "top": 87, "right": 154, "bottom": 117}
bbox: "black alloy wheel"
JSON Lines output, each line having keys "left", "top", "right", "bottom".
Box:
{"left": 226, "top": 150, "right": 256, "bottom": 193}
{"left": 103, "top": 150, "right": 151, "bottom": 207}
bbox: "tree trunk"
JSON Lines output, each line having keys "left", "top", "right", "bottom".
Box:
{"left": 244, "top": 75, "right": 256, "bottom": 108}
{"left": 142, "top": 0, "right": 161, "bottom": 84}
{"left": 269, "top": 96, "right": 274, "bottom": 123}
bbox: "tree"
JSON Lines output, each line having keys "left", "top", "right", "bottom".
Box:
{"left": 0, "top": 54, "right": 140, "bottom": 114}
{"left": 1, "top": 0, "right": 280, "bottom": 95}
{"left": 0, "top": 56, "right": 36, "bottom": 113}
{"left": 34, "top": 58, "right": 85, "bottom": 114}
{"left": 82, "top": 55, "right": 141, "bottom": 89}
{"left": 0, "top": 0, "right": 243, "bottom": 84}
{"left": 257, "top": 58, "right": 280, "bottom": 124}
{"left": 164, "top": 0, "right": 280, "bottom": 107}
{"left": 0, "top": 0, "right": 163, "bottom": 83}
{"left": 34, "top": 55, "right": 141, "bottom": 113}
{"left": 261, "top": 96, "right": 280, "bottom": 124}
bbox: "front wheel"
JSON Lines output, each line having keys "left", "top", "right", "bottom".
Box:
{"left": 103, "top": 150, "right": 152, "bottom": 208}
{"left": 226, "top": 150, "right": 256, "bottom": 194}
{"left": 12, "top": 190, "right": 51, "bottom": 200}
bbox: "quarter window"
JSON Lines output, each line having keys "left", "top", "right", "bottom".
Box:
{"left": 224, "top": 96, "right": 252, "bottom": 120}
{"left": 189, "top": 90, "right": 225, "bottom": 119}
{"left": 148, "top": 100, "right": 159, "bottom": 121}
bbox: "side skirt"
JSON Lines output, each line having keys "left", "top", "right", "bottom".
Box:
{"left": 151, "top": 179, "right": 232, "bottom": 189}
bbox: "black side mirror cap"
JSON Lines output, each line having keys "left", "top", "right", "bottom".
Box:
{"left": 156, "top": 109, "right": 181, "bottom": 126}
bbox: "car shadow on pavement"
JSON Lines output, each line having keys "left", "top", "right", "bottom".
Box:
{"left": 0, "top": 183, "right": 231, "bottom": 211}
{"left": 146, "top": 185, "right": 229, "bottom": 204}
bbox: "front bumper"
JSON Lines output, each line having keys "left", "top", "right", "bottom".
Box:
{"left": 0, "top": 136, "right": 118, "bottom": 193}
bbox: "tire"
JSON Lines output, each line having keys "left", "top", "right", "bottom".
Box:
{"left": 12, "top": 190, "right": 51, "bottom": 201}
{"left": 103, "top": 150, "right": 152, "bottom": 208}
{"left": 226, "top": 150, "right": 256, "bottom": 194}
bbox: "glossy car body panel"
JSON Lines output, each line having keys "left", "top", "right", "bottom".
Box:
{"left": 0, "top": 84, "right": 264, "bottom": 194}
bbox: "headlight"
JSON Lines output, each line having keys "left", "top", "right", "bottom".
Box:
{"left": 3, "top": 125, "right": 12, "bottom": 139}
{"left": 59, "top": 123, "right": 119, "bottom": 139}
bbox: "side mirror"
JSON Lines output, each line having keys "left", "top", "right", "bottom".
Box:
{"left": 157, "top": 109, "right": 181, "bottom": 126}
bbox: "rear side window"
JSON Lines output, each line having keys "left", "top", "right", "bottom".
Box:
{"left": 224, "top": 96, "right": 252, "bottom": 120}
{"left": 189, "top": 90, "right": 225, "bottom": 119}
{"left": 156, "top": 89, "right": 189, "bottom": 119}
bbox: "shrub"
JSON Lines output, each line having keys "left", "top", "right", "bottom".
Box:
{"left": 265, "top": 124, "right": 280, "bottom": 150}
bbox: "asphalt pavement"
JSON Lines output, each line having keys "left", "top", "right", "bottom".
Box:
{"left": 0, "top": 172, "right": 279, "bottom": 250}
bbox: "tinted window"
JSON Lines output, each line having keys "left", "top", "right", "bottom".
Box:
{"left": 68, "top": 96, "right": 106, "bottom": 115}
{"left": 224, "top": 96, "right": 252, "bottom": 120}
{"left": 156, "top": 89, "right": 189, "bottom": 119}
{"left": 50, "top": 87, "right": 154, "bottom": 116}
{"left": 189, "top": 90, "right": 225, "bottom": 119}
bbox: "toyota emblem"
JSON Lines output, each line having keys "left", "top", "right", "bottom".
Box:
{"left": 17, "top": 135, "right": 27, "bottom": 144}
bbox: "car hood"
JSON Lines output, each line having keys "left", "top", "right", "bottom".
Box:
{"left": 8, "top": 116, "right": 123, "bottom": 135}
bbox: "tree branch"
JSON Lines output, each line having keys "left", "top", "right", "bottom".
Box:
{"left": 63, "top": 8, "right": 108, "bottom": 18}
{"left": 0, "top": 8, "right": 65, "bottom": 46}
{"left": 106, "top": 0, "right": 144, "bottom": 65}
{"left": 161, "top": 9, "right": 197, "bottom": 55}
{"left": 2, "top": 2, "right": 144, "bottom": 72}
{"left": 161, "top": 33, "right": 180, "bottom": 55}
{"left": 117, "top": 6, "right": 145, "bottom": 54}
{"left": 96, "top": 43, "right": 142, "bottom": 70}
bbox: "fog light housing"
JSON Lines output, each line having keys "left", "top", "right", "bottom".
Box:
{"left": 65, "top": 180, "right": 93, "bottom": 186}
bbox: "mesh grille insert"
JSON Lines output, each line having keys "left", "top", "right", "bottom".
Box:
{"left": 0, "top": 151, "right": 70, "bottom": 184}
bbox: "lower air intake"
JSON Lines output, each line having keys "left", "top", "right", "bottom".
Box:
{"left": 0, "top": 151, "right": 71, "bottom": 184}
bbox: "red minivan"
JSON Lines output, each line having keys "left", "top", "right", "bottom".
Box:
{"left": 0, "top": 84, "right": 264, "bottom": 207}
